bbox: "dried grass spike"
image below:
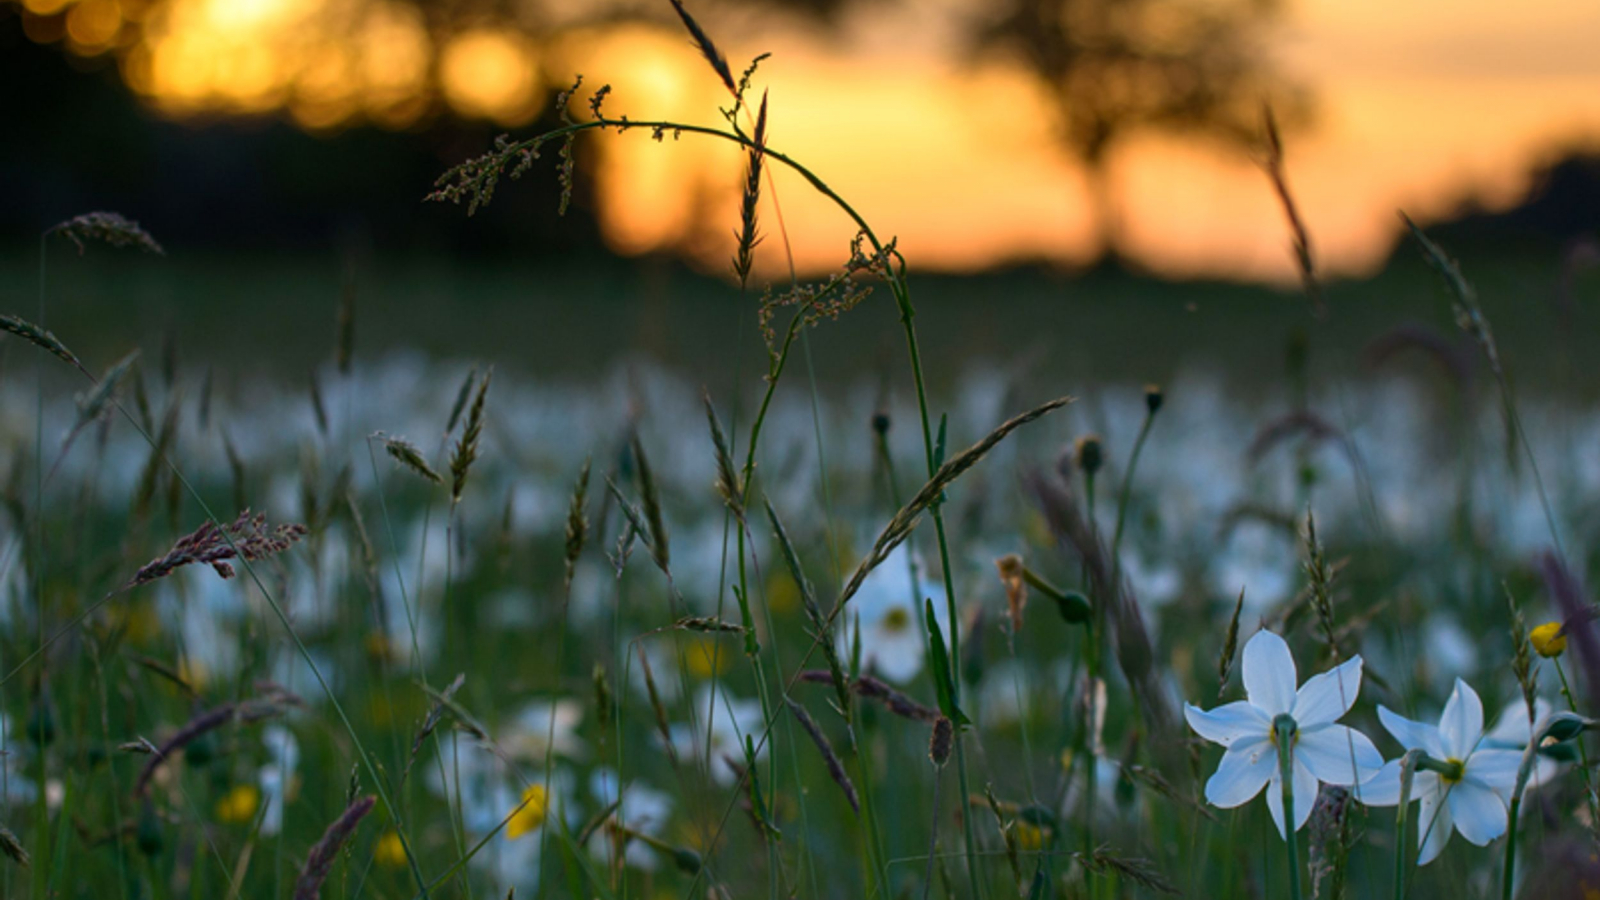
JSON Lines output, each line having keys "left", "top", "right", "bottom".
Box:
{"left": 564, "top": 458, "right": 591, "bottom": 588}
{"left": 731, "top": 91, "right": 767, "bottom": 288}
{"left": 703, "top": 393, "right": 743, "bottom": 517}
{"left": 292, "top": 795, "right": 377, "bottom": 900}
{"left": 0, "top": 826, "right": 26, "bottom": 868}
{"left": 50, "top": 211, "right": 164, "bottom": 256}
{"left": 378, "top": 433, "right": 443, "bottom": 485}
{"left": 0, "top": 314, "right": 87, "bottom": 377}
{"left": 450, "top": 368, "right": 492, "bottom": 505}
{"left": 668, "top": 0, "right": 737, "bottom": 96}
{"left": 786, "top": 698, "right": 858, "bottom": 813}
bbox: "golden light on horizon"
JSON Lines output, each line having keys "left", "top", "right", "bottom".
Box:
{"left": 439, "top": 29, "right": 542, "bottom": 124}
{"left": 9, "top": 0, "right": 1600, "bottom": 283}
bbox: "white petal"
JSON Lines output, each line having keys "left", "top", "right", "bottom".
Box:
{"left": 1204, "top": 740, "right": 1275, "bottom": 808}
{"left": 1296, "top": 724, "right": 1383, "bottom": 786}
{"left": 1484, "top": 697, "right": 1550, "bottom": 745}
{"left": 1464, "top": 749, "right": 1523, "bottom": 799}
{"left": 1447, "top": 781, "right": 1507, "bottom": 846}
{"left": 1185, "top": 701, "right": 1271, "bottom": 748}
{"left": 1417, "top": 787, "right": 1454, "bottom": 865}
{"left": 1352, "top": 758, "right": 1405, "bottom": 806}
{"left": 1242, "top": 630, "right": 1297, "bottom": 716}
{"left": 1291, "top": 657, "right": 1364, "bottom": 728}
{"left": 1262, "top": 755, "right": 1318, "bottom": 839}
{"left": 1378, "top": 705, "right": 1446, "bottom": 757}
{"left": 1439, "top": 679, "right": 1484, "bottom": 759}
{"left": 868, "top": 629, "right": 926, "bottom": 684}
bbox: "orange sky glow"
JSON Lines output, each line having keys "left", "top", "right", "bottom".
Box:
{"left": 14, "top": 0, "right": 1600, "bottom": 283}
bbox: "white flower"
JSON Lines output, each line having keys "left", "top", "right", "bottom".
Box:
{"left": 842, "top": 546, "right": 948, "bottom": 685}
{"left": 668, "top": 685, "right": 767, "bottom": 786}
{"left": 257, "top": 725, "right": 299, "bottom": 836}
{"left": 1483, "top": 697, "right": 1561, "bottom": 789}
{"left": 1358, "top": 679, "right": 1523, "bottom": 865}
{"left": 1184, "top": 630, "right": 1382, "bottom": 838}
{"left": 502, "top": 698, "right": 585, "bottom": 763}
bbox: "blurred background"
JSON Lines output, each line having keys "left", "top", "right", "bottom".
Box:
{"left": 2, "top": 0, "right": 1599, "bottom": 384}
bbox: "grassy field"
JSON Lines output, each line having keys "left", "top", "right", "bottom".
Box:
{"left": 3, "top": 14, "right": 1600, "bottom": 900}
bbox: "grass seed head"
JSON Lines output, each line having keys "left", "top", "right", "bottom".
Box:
{"left": 50, "top": 211, "right": 164, "bottom": 256}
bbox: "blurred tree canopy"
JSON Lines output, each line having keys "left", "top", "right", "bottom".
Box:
{"left": 975, "top": 0, "right": 1306, "bottom": 253}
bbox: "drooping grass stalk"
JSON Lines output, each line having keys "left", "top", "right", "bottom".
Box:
{"left": 1274, "top": 715, "right": 1303, "bottom": 900}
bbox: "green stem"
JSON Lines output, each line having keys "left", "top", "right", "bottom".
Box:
{"left": 1275, "top": 715, "right": 1303, "bottom": 900}
{"left": 1109, "top": 407, "right": 1157, "bottom": 588}
{"left": 1502, "top": 794, "right": 1519, "bottom": 900}
{"left": 1393, "top": 750, "right": 1420, "bottom": 900}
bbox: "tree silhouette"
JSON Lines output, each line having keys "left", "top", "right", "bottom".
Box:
{"left": 976, "top": 0, "right": 1307, "bottom": 258}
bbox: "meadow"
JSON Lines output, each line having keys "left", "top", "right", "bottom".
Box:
{"left": 3, "top": 9, "right": 1600, "bottom": 900}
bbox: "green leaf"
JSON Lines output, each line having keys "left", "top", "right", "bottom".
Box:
{"left": 925, "top": 598, "right": 970, "bottom": 727}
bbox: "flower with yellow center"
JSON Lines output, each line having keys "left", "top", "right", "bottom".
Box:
{"left": 215, "top": 783, "right": 260, "bottom": 824}
{"left": 374, "top": 830, "right": 408, "bottom": 868}
{"left": 1530, "top": 622, "right": 1567, "bottom": 658}
{"left": 505, "top": 784, "right": 548, "bottom": 840}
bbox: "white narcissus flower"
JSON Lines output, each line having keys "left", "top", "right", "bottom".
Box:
{"left": 1184, "top": 630, "right": 1382, "bottom": 838}
{"left": 1358, "top": 679, "right": 1523, "bottom": 865}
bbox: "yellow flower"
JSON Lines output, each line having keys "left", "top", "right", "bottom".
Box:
{"left": 1531, "top": 622, "right": 1567, "bottom": 658}
{"left": 682, "top": 636, "right": 730, "bottom": 679}
{"left": 374, "top": 830, "right": 408, "bottom": 868}
{"left": 214, "top": 784, "right": 259, "bottom": 824}
{"left": 505, "top": 784, "right": 548, "bottom": 840}
{"left": 1013, "top": 821, "right": 1045, "bottom": 851}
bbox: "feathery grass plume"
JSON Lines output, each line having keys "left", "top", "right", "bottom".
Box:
{"left": 401, "top": 673, "right": 464, "bottom": 788}
{"left": 1506, "top": 586, "right": 1538, "bottom": 724}
{"left": 604, "top": 477, "right": 659, "bottom": 573}
{"left": 1027, "top": 469, "right": 1172, "bottom": 739}
{"left": 756, "top": 233, "right": 888, "bottom": 353}
{"left": 1261, "top": 106, "right": 1322, "bottom": 316}
{"left": 636, "top": 645, "right": 677, "bottom": 766}
{"left": 450, "top": 367, "right": 492, "bottom": 505}
{"left": 376, "top": 433, "right": 443, "bottom": 485}
{"left": 796, "top": 670, "right": 938, "bottom": 722}
{"left": 308, "top": 370, "right": 329, "bottom": 437}
{"left": 291, "top": 795, "right": 376, "bottom": 900}
{"left": 785, "top": 697, "right": 859, "bottom": 813}
{"left": 1079, "top": 847, "right": 1179, "bottom": 895}
{"left": 1217, "top": 587, "right": 1246, "bottom": 699}
{"left": 982, "top": 784, "right": 1024, "bottom": 888}
{"left": 668, "top": 0, "right": 737, "bottom": 96}
{"left": 1122, "top": 764, "right": 1217, "bottom": 823}
{"left": 50, "top": 211, "right": 164, "bottom": 255}
{"left": 1307, "top": 786, "right": 1352, "bottom": 900}
{"left": 768, "top": 501, "right": 850, "bottom": 718}
{"left": 1246, "top": 410, "right": 1350, "bottom": 465}
{"left": 629, "top": 432, "right": 670, "bottom": 571}
{"left": 51, "top": 349, "right": 140, "bottom": 479}
{"left": 830, "top": 396, "right": 1071, "bottom": 621}
{"left": 0, "top": 826, "right": 27, "bottom": 868}
{"left": 1362, "top": 323, "right": 1474, "bottom": 388}
{"left": 1301, "top": 509, "right": 1341, "bottom": 659}
{"left": 731, "top": 91, "right": 768, "bottom": 288}
{"left": 0, "top": 314, "right": 88, "bottom": 377}
{"left": 125, "top": 510, "right": 308, "bottom": 590}
{"left": 75, "top": 349, "right": 139, "bottom": 426}
{"left": 703, "top": 394, "right": 743, "bottom": 519}
{"left": 672, "top": 616, "right": 745, "bottom": 634}
{"left": 564, "top": 458, "right": 591, "bottom": 588}
{"left": 134, "top": 699, "right": 285, "bottom": 796}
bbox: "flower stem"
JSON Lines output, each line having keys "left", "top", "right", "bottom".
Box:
{"left": 1393, "top": 750, "right": 1420, "bottom": 900}
{"left": 1274, "top": 715, "right": 1303, "bottom": 900}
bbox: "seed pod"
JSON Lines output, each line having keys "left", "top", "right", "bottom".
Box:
{"left": 929, "top": 716, "right": 954, "bottom": 768}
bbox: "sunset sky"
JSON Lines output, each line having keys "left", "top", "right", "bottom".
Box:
{"left": 15, "top": 0, "right": 1600, "bottom": 282}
